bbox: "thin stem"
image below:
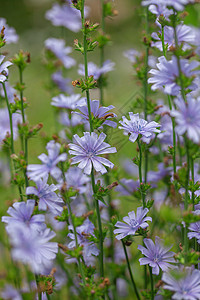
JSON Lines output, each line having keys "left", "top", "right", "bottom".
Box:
{"left": 122, "top": 241, "right": 141, "bottom": 300}
{"left": 191, "top": 157, "right": 195, "bottom": 210}
{"left": 60, "top": 165, "right": 86, "bottom": 285}
{"left": 161, "top": 24, "right": 176, "bottom": 174}
{"left": 91, "top": 168, "right": 104, "bottom": 277}
{"left": 99, "top": 0, "right": 105, "bottom": 106}
{"left": 172, "top": 12, "right": 186, "bottom": 101}
{"left": 35, "top": 274, "right": 42, "bottom": 300}
{"left": 67, "top": 200, "right": 86, "bottom": 285}
{"left": 19, "top": 67, "right": 29, "bottom": 187}
{"left": 81, "top": 0, "right": 93, "bottom": 133}
{"left": 46, "top": 293, "right": 51, "bottom": 300}
{"left": 137, "top": 138, "right": 145, "bottom": 207}
{"left": 19, "top": 67, "right": 26, "bottom": 123}
{"left": 144, "top": 6, "right": 149, "bottom": 121}
{"left": 173, "top": 13, "right": 190, "bottom": 254}
{"left": 149, "top": 266, "right": 154, "bottom": 300}
{"left": 2, "top": 82, "right": 14, "bottom": 154}
{"left": 81, "top": 0, "right": 104, "bottom": 278}
{"left": 144, "top": 6, "right": 149, "bottom": 185}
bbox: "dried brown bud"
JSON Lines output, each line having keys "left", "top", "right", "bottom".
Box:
{"left": 100, "top": 113, "right": 114, "bottom": 120}
{"left": 173, "top": 173, "right": 180, "bottom": 181}
{"left": 72, "top": 80, "right": 80, "bottom": 87}
{"left": 154, "top": 105, "right": 163, "bottom": 111}
{"left": 169, "top": 45, "right": 176, "bottom": 52}
{"left": 52, "top": 134, "right": 59, "bottom": 142}
{"left": 0, "top": 26, "right": 5, "bottom": 38}
{"left": 74, "top": 39, "right": 78, "bottom": 46}
{"left": 107, "top": 181, "right": 118, "bottom": 190}
{"left": 155, "top": 280, "right": 163, "bottom": 289}
{"left": 103, "top": 278, "right": 110, "bottom": 286}
{"left": 179, "top": 11, "right": 189, "bottom": 18}
{"left": 60, "top": 182, "right": 67, "bottom": 194}
{"left": 83, "top": 210, "right": 94, "bottom": 219}
{"left": 26, "top": 52, "right": 31, "bottom": 63}
{"left": 58, "top": 243, "right": 68, "bottom": 252}
{"left": 125, "top": 240, "right": 132, "bottom": 246}
{"left": 85, "top": 20, "right": 90, "bottom": 28}
{"left": 50, "top": 268, "right": 56, "bottom": 277}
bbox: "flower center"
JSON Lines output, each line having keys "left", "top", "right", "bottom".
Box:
{"left": 130, "top": 220, "right": 139, "bottom": 228}
{"left": 87, "top": 150, "right": 96, "bottom": 158}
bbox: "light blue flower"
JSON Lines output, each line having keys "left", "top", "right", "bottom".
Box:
{"left": 69, "top": 132, "right": 117, "bottom": 175}
{"left": 114, "top": 207, "right": 152, "bottom": 240}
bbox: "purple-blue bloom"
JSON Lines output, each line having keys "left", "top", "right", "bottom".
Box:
{"left": 78, "top": 60, "right": 115, "bottom": 80}
{"left": 26, "top": 175, "right": 64, "bottom": 214}
{"left": 45, "top": 1, "right": 83, "bottom": 32}
{"left": 119, "top": 112, "right": 161, "bottom": 143}
{"left": 8, "top": 225, "right": 58, "bottom": 274}
{"left": 138, "top": 237, "right": 175, "bottom": 275}
{"left": 0, "top": 108, "right": 21, "bottom": 146}
{"left": 68, "top": 218, "right": 99, "bottom": 263}
{"left": 27, "top": 140, "right": 67, "bottom": 181}
{"left": 148, "top": 56, "right": 200, "bottom": 96}
{"left": 114, "top": 207, "right": 152, "bottom": 240}
{"left": 115, "top": 178, "right": 140, "bottom": 196}
{"left": 52, "top": 71, "right": 73, "bottom": 94}
{"left": 148, "top": 4, "right": 173, "bottom": 17}
{"left": 2, "top": 200, "right": 46, "bottom": 231}
{"left": 147, "top": 163, "right": 172, "bottom": 183}
{"left": 51, "top": 93, "right": 84, "bottom": 110}
{"left": 64, "top": 167, "right": 90, "bottom": 194}
{"left": 73, "top": 99, "right": 117, "bottom": 129}
{"left": 0, "top": 55, "right": 13, "bottom": 82}
{"left": 123, "top": 49, "right": 140, "bottom": 64}
{"left": 188, "top": 210, "right": 200, "bottom": 243}
{"left": 152, "top": 24, "right": 195, "bottom": 52}
{"left": 162, "top": 267, "right": 200, "bottom": 299}
{"left": 0, "top": 18, "right": 19, "bottom": 44}
{"left": 59, "top": 111, "right": 82, "bottom": 127}
{"left": 142, "top": 0, "right": 194, "bottom": 11}
{"left": 1, "top": 285, "right": 22, "bottom": 300}
{"left": 0, "top": 82, "right": 17, "bottom": 103}
{"left": 171, "top": 95, "right": 200, "bottom": 143}
{"left": 69, "top": 132, "right": 117, "bottom": 175}
{"left": 45, "top": 38, "right": 76, "bottom": 69}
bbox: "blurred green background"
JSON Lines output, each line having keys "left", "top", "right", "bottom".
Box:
{"left": 1, "top": 0, "right": 144, "bottom": 157}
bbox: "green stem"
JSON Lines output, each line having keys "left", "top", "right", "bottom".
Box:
{"left": 81, "top": 0, "right": 93, "bottom": 133}
{"left": 172, "top": 12, "right": 186, "bottom": 101}
{"left": 35, "top": 274, "right": 42, "bottom": 300}
{"left": 19, "top": 67, "right": 29, "bottom": 187}
{"left": 91, "top": 168, "right": 104, "bottom": 277}
{"left": 149, "top": 266, "right": 154, "bottom": 300}
{"left": 122, "top": 241, "right": 141, "bottom": 300}
{"left": 2, "top": 82, "right": 14, "bottom": 154}
{"left": 191, "top": 157, "right": 195, "bottom": 210}
{"left": 144, "top": 6, "right": 149, "bottom": 121}
{"left": 144, "top": 7, "right": 149, "bottom": 186}
{"left": 99, "top": 0, "right": 105, "bottom": 106}
{"left": 19, "top": 67, "right": 26, "bottom": 123}
{"left": 81, "top": 0, "right": 104, "bottom": 278}
{"left": 137, "top": 138, "right": 145, "bottom": 207}
{"left": 161, "top": 25, "right": 176, "bottom": 174}
{"left": 46, "top": 293, "right": 51, "bottom": 300}
{"left": 67, "top": 201, "right": 86, "bottom": 285}
{"left": 3, "top": 82, "right": 24, "bottom": 200}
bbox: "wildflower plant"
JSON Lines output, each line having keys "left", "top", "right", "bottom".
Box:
{"left": 1, "top": 0, "right": 200, "bottom": 299}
